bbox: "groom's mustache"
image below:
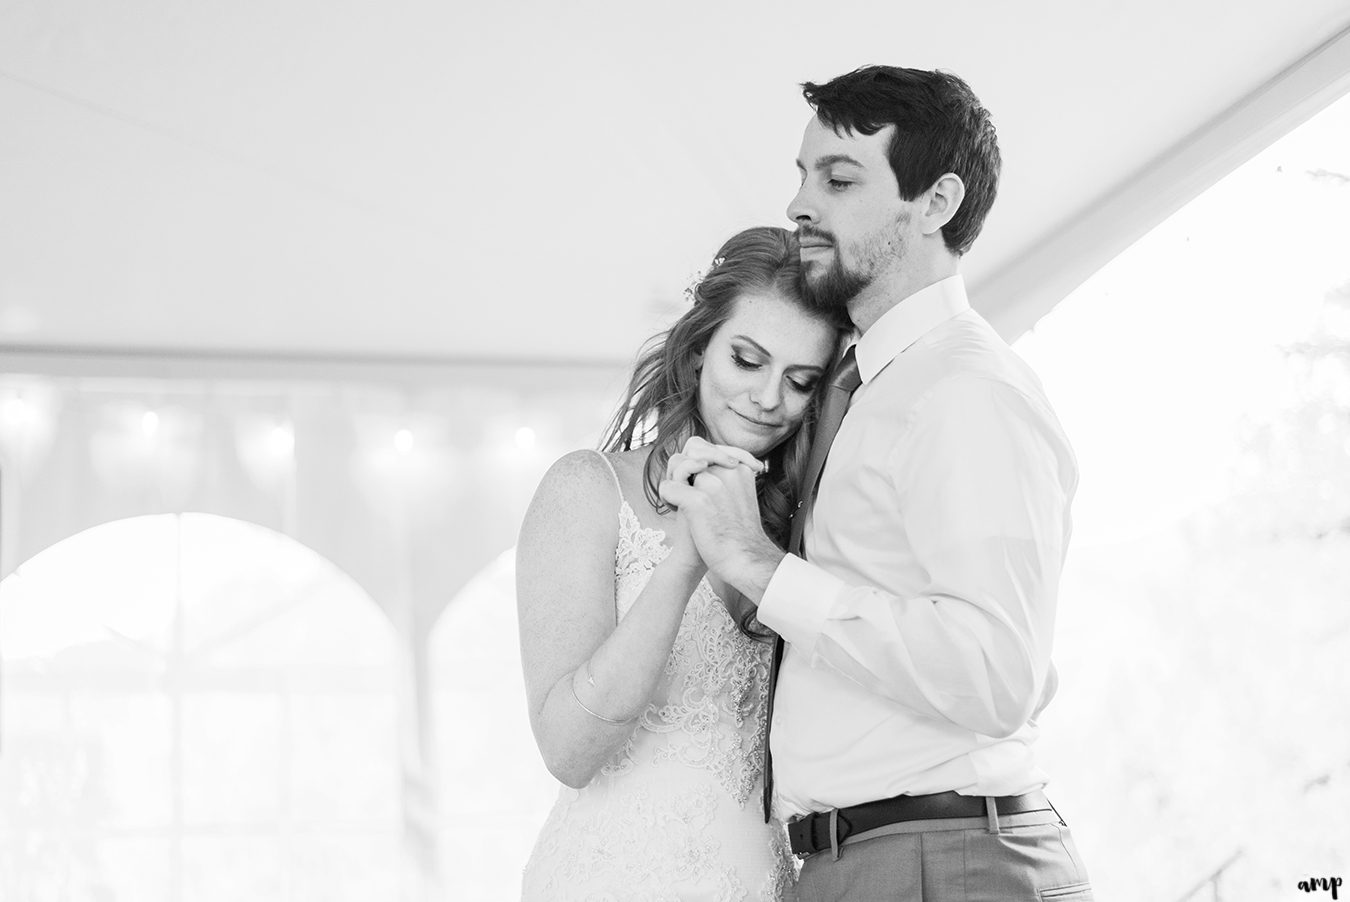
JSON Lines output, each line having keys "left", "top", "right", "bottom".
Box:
{"left": 796, "top": 226, "right": 835, "bottom": 249}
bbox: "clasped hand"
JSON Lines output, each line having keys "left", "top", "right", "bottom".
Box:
{"left": 658, "top": 436, "right": 772, "bottom": 584}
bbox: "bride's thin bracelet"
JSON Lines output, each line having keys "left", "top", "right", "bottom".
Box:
{"left": 570, "top": 663, "right": 639, "bottom": 726}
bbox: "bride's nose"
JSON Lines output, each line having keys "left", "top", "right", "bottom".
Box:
{"left": 750, "top": 375, "right": 783, "bottom": 411}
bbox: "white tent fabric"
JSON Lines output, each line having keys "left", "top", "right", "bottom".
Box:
{"left": 1, "top": 1, "right": 1349, "bottom": 365}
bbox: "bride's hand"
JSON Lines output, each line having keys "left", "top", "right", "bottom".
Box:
{"left": 664, "top": 503, "right": 706, "bottom": 574}
{"left": 667, "top": 436, "right": 768, "bottom": 478}
{"left": 662, "top": 438, "right": 764, "bottom": 571}
{"left": 661, "top": 454, "right": 705, "bottom": 572}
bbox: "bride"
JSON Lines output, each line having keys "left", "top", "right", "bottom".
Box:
{"left": 516, "top": 226, "right": 848, "bottom": 900}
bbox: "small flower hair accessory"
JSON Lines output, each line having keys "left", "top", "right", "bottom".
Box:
{"left": 683, "top": 255, "right": 727, "bottom": 305}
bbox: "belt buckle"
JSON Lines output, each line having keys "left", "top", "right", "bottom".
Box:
{"left": 787, "top": 810, "right": 843, "bottom": 860}
{"left": 786, "top": 815, "right": 813, "bottom": 860}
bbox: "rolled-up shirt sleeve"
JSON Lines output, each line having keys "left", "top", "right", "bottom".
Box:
{"left": 758, "top": 374, "right": 1075, "bottom": 739}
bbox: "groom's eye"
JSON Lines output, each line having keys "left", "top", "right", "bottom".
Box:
{"left": 827, "top": 179, "right": 852, "bottom": 191}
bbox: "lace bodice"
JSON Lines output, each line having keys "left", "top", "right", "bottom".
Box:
{"left": 604, "top": 502, "right": 772, "bottom": 805}
{"left": 521, "top": 459, "right": 794, "bottom": 901}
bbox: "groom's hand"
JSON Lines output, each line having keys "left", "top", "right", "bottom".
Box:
{"left": 659, "top": 437, "right": 784, "bottom": 604}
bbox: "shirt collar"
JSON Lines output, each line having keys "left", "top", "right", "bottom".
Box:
{"left": 854, "top": 275, "right": 970, "bottom": 384}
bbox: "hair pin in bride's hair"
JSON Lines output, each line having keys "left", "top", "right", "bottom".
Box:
{"left": 682, "top": 256, "right": 728, "bottom": 305}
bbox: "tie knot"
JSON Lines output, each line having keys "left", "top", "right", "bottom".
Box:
{"left": 831, "top": 345, "right": 861, "bottom": 394}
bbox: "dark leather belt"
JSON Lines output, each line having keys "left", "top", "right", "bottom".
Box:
{"left": 787, "top": 790, "right": 1054, "bottom": 857}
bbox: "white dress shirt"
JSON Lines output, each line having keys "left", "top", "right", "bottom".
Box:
{"left": 757, "top": 275, "right": 1078, "bottom": 820}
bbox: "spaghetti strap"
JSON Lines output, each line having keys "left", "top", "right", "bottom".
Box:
{"left": 590, "top": 450, "right": 625, "bottom": 507}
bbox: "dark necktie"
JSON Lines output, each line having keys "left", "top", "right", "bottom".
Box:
{"left": 762, "top": 345, "right": 861, "bottom": 821}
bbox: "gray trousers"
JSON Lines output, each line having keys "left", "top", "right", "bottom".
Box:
{"left": 794, "top": 807, "right": 1094, "bottom": 902}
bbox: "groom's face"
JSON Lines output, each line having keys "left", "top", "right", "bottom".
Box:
{"left": 788, "top": 116, "right": 917, "bottom": 312}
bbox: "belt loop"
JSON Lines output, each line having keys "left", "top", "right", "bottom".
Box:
{"left": 829, "top": 808, "right": 842, "bottom": 860}
{"left": 984, "top": 796, "right": 1001, "bottom": 835}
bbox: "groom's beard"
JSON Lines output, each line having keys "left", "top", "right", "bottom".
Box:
{"left": 800, "top": 245, "right": 870, "bottom": 313}
{"left": 799, "top": 212, "right": 912, "bottom": 313}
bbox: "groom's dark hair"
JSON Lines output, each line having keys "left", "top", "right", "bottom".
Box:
{"left": 802, "top": 66, "right": 1001, "bottom": 256}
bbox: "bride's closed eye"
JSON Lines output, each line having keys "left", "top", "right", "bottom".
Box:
{"left": 731, "top": 351, "right": 762, "bottom": 371}
{"left": 736, "top": 353, "right": 817, "bottom": 394}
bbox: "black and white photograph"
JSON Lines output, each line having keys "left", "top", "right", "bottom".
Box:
{"left": 2, "top": 2, "right": 1349, "bottom": 900}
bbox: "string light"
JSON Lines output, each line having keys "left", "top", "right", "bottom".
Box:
{"left": 269, "top": 423, "right": 295, "bottom": 458}
{"left": 2, "top": 396, "right": 27, "bottom": 428}
{"left": 394, "top": 429, "right": 414, "bottom": 454}
{"left": 142, "top": 410, "right": 160, "bottom": 438}
{"left": 514, "top": 426, "right": 536, "bottom": 451}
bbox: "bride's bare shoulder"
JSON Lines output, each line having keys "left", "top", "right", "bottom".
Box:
{"left": 527, "top": 449, "right": 618, "bottom": 514}
{"left": 521, "top": 447, "right": 658, "bottom": 534}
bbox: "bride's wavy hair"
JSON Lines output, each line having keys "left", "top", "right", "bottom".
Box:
{"left": 600, "top": 226, "right": 850, "bottom": 639}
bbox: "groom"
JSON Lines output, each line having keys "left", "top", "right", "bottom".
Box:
{"left": 661, "top": 67, "right": 1093, "bottom": 900}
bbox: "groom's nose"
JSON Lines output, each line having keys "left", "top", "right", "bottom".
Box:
{"left": 787, "top": 184, "right": 817, "bottom": 227}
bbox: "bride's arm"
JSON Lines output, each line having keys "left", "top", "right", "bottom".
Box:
{"left": 517, "top": 449, "right": 706, "bottom": 789}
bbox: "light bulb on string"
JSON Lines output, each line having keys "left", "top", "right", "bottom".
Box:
{"left": 269, "top": 423, "right": 295, "bottom": 458}
{"left": 514, "top": 426, "right": 537, "bottom": 451}
{"left": 394, "top": 428, "right": 414, "bottom": 455}
{"left": 2, "top": 396, "right": 27, "bottom": 430}
{"left": 0, "top": 386, "right": 60, "bottom": 467}
{"left": 142, "top": 410, "right": 160, "bottom": 438}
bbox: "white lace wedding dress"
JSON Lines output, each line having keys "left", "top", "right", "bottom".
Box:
{"left": 520, "top": 457, "right": 796, "bottom": 901}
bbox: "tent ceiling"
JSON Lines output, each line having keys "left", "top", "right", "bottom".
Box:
{"left": 2, "top": 1, "right": 1349, "bottom": 366}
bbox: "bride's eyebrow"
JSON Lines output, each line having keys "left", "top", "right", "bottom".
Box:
{"left": 730, "top": 335, "right": 771, "bottom": 356}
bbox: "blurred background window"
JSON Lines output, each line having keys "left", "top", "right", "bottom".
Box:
{"left": 0, "top": 513, "right": 402, "bottom": 901}
{"left": 1019, "top": 89, "right": 1350, "bottom": 900}
{"left": 431, "top": 549, "right": 555, "bottom": 901}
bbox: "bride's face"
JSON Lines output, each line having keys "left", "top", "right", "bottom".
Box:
{"left": 696, "top": 290, "right": 837, "bottom": 457}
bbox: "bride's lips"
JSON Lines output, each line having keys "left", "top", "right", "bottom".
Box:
{"left": 733, "top": 410, "right": 782, "bottom": 430}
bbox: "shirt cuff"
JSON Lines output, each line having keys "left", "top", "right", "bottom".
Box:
{"left": 757, "top": 554, "right": 848, "bottom": 651}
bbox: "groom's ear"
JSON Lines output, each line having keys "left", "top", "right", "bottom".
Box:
{"left": 919, "top": 173, "right": 965, "bottom": 238}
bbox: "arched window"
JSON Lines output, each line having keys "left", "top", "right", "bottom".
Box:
{"left": 431, "top": 547, "right": 557, "bottom": 900}
{"left": 0, "top": 513, "right": 402, "bottom": 901}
